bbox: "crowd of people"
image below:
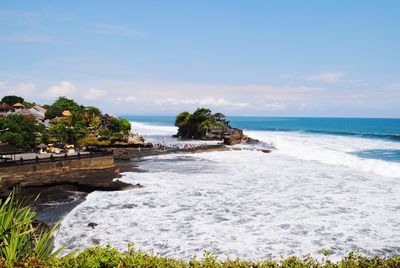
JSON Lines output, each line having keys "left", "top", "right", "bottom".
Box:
{"left": 150, "top": 141, "right": 209, "bottom": 151}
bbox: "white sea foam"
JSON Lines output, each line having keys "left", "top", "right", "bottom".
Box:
{"left": 131, "top": 122, "right": 177, "bottom": 137}
{"left": 246, "top": 130, "right": 400, "bottom": 178}
{"left": 55, "top": 122, "right": 400, "bottom": 260}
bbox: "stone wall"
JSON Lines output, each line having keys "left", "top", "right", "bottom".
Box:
{"left": 0, "top": 155, "right": 115, "bottom": 191}
{"left": 0, "top": 155, "right": 114, "bottom": 174}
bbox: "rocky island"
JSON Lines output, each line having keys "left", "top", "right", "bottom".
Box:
{"left": 174, "top": 108, "right": 251, "bottom": 145}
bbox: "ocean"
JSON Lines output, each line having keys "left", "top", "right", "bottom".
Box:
{"left": 55, "top": 116, "right": 400, "bottom": 260}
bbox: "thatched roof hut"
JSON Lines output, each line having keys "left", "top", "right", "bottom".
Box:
{"left": 12, "top": 102, "right": 25, "bottom": 109}
{"left": 62, "top": 110, "right": 72, "bottom": 117}
{"left": 36, "top": 143, "right": 47, "bottom": 149}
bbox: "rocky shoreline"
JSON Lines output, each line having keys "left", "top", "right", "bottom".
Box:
{"left": 6, "top": 143, "right": 230, "bottom": 225}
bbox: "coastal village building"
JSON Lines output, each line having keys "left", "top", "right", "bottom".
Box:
{"left": 62, "top": 110, "right": 72, "bottom": 117}
{"left": 0, "top": 102, "right": 47, "bottom": 123}
{"left": 0, "top": 103, "right": 15, "bottom": 115}
{"left": 12, "top": 102, "right": 25, "bottom": 111}
{"left": 16, "top": 108, "right": 37, "bottom": 121}
{"left": 28, "top": 106, "right": 46, "bottom": 121}
{"left": 52, "top": 109, "right": 72, "bottom": 122}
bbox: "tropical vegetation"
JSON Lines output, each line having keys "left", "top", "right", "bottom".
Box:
{"left": 0, "top": 95, "right": 34, "bottom": 108}
{"left": 175, "top": 108, "right": 229, "bottom": 139}
{"left": 0, "top": 95, "right": 131, "bottom": 149}
{"left": 0, "top": 114, "right": 43, "bottom": 148}
{"left": 0, "top": 188, "right": 62, "bottom": 267}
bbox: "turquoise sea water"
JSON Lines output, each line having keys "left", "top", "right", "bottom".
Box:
{"left": 123, "top": 116, "right": 400, "bottom": 140}
{"left": 123, "top": 116, "right": 400, "bottom": 163}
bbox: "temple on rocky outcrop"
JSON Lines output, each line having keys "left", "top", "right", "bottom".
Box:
{"left": 174, "top": 108, "right": 245, "bottom": 145}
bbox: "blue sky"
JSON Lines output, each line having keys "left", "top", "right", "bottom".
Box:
{"left": 0, "top": 1, "right": 399, "bottom": 117}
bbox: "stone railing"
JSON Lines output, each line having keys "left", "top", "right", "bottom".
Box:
{"left": 0, "top": 150, "right": 113, "bottom": 167}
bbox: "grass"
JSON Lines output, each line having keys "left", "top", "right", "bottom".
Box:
{"left": 4, "top": 245, "right": 400, "bottom": 268}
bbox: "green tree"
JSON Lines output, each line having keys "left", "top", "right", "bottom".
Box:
{"left": 175, "top": 112, "right": 190, "bottom": 128}
{"left": 85, "top": 106, "right": 102, "bottom": 117}
{"left": 119, "top": 118, "right": 131, "bottom": 133}
{"left": 187, "top": 108, "right": 212, "bottom": 138}
{"left": 89, "top": 115, "right": 101, "bottom": 130}
{"left": 0, "top": 114, "right": 38, "bottom": 148}
{"left": 0, "top": 132, "right": 24, "bottom": 147}
{"left": 107, "top": 118, "right": 131, "bottom": 134}
{"left": 1, "top": 95, "right": 24, "bottom": 105}
{"left": 198, "top": 119, "right": 213, "bottom": 135}
{"left": 45, "top": 97, "right": 82, "bottom": 119}
{"left": 174, "top": 108, "right": 229, "bottom": 139}
{"left": 47, "top": 121, "right": 68, "bottom": 143}
{"left": 190, "top": 108, "right": 212, "bottom": 125}
{"left": 47, "top": 120, "right": 87, "bottom": 144}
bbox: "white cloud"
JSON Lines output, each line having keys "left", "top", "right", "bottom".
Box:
{"left": 199, "top": 97, "right": 249, "bottom": 108}
{"left": 262, "top": 103, "right": 287, "bottom": 111}
{"left": 116, "top": 82, "right": 325, "bottom": 102}
{"left": 85, "top": 88, "right": 107, "bottom": 100}
{"left": 15, "top": 82, "right": 37, "bottom": 97}
{"left": 80, "top": 81, "right": 330, "bottom": 115}
{"left": 153, "top": 98, "right": 197, "bottom": 106}
{"left": 0, "top": 81, "right": 38, "bottom": 98}
{"left": 153, "top": 97, "right": 249, "bottom": 109}
{"left": 113, "top": 95, "right": 137, "bottom": 104}
{"left": 126, "top": 95, "right": 137, "bottom": 102}
{"left": 299, "top": 103, "right": 320, "bottom": 110}
{"left": 306, "top": 72, "right": 344, "bottom": 83}
{"left": 3, "top": 79, "right": 399, "bottom": 116}
{"left": 46, "top": 81, "right": 77, "bottom": 98}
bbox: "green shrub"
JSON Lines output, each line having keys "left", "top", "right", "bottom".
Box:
{"left": 99, "top": 129, "right": 111, "bottom": 140}
{"left": 77, "top": 137, "right": 111, "bottom": 146}
{"left": 0, "top": 132, "right": 24, "bottom": 147}
{"left": 107, "top": 118, "right": 131, "bottom": 134}
{"left": 110, "top": 133, "right": 125, "bottom": 143}
{"left": 10, "top": 246, "right": 399, "bottom": 268}
{"left": 0, "top": 189, "right": 63, "bottom": 266}
{"left": 0, "top": 114, "right": 40, "bottom": 148}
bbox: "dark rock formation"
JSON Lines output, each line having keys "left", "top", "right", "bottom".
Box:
{"left": 242, "top": 136, "right": 260, "bottom": 144}
{"left": 88, "top": 222, "right": 98, "bottom": 229}
{"left": 203, "top": 126, "right": 245, "bottom": 145}
{"left": 223, "top": 128, "right": 244, "bottom": 145}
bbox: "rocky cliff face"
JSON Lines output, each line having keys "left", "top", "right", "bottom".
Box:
{"left": 203, "top": 126, "right": 244, "bottom": 145}
{"left": 204, "top": 126, "right": 226, "bottom": 140}
{"left": 223, "top": 128, "right": 244, "bottom": 145}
